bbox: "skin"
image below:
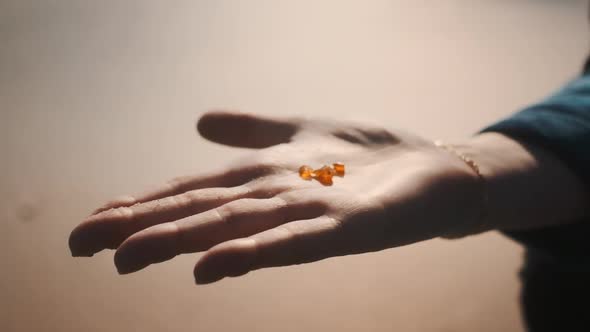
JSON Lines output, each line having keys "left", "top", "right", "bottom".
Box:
{"left": 69, "top": 111, "right": 589, "bottom": 284}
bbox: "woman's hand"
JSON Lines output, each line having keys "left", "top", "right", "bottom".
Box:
{"left": 69, "top": 111, "right": 484, "bottom": 284}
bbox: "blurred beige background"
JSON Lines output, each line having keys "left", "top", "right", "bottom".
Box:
{"left": 1, "top": 1, "right": 588, "bottom": 331}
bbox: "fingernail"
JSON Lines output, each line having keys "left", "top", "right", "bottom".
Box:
{"left": 114, "top": 252, "right": 144, "bottom": 275}
{"left": 69, "top": 237, "right": 95, "bottom": 257}
{"left": 115, "top": 260, "right": 144, "bottom": 274}
{"left": 116, "top": 265, "right": 134, "bottom": 275}
{"left": 71, "top": 251, "right": 94, "bottom": 257}
{"left": 195, "top": 272, "right": 224, "bottom": 285}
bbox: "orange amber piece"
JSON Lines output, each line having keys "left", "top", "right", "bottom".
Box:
{"left": 332, "top": 162, "right": 345, "bottom": 177}
{"left": 314, "top": 165, "right": 335, "bottom": 186}
{"left": 298, "top": 165, "right": 314, "bottom": 180}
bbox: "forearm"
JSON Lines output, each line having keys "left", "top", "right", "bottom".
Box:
{"left": 461, "top": 132, "right": 589, "bottom": 231}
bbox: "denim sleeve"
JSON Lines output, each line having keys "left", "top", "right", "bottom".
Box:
{"left": 481, "top": 74, "right": 590, "bottom": 257}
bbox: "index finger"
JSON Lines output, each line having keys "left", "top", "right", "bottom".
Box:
{"left": 91, "top": 165, "right": 273, "bottom": 215}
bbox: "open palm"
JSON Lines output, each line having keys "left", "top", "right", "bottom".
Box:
{"left": 69, "top": 111, "right": 481, "bottom": 284}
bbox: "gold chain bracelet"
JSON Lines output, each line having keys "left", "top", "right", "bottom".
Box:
{"left": 433, "top": 140, "right": 489, "bottom": 237}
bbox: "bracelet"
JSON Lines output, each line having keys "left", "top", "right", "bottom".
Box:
{"left": 433, "top": 140, "right": 489, "bottom": 237}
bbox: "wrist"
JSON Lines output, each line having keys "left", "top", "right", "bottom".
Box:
{"left": 458, "top": 132, "right": 589, "bottom": 231}
{"left": 432, "top": 140, "right": 489, "bottom": 238}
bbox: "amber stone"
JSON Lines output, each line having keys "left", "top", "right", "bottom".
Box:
{"left": 314, "top": 165, "right": 335, "bottom": 186}
{"left": 332, "top": 162, "right": 345, "bottom": 177}
{"left": 299, "top": 165, "right": 314, "bottom": 180}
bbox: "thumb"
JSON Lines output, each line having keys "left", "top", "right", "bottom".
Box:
{"left": 197, "top": 110, "right": 300, "bottom": 148}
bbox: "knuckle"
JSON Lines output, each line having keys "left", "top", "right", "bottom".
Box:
{"left": 268, "top": 196, "right": 290, "bottom": 222}
{"left": 181, "top": 190, "right": 200, "bottom": 203}
{"left": 213, "top": 199, "right": 247, "bottom": 224}
{"left": 221, "top": 198, "right": 246, "bottom": 212}
{"left": 271, "top": 195, "right": 289, "bottom": 210}
{"left": 100, "top": 195, "right": 135, "bottom": 211}
{"left": 175, "top": 191, "right": 197, "bottom": 206}
{"left": 160, "top": 194, "right": 188, "bottom": 210}
{"left": 212, "top": 206, "right": 229, "bottom": 225}
{"left": 326, "top": 217, "right": 345, "bottom": 238}
{"left": 275, "top": 224, "right": 300, "bottom": 244}
{"left": 111, "top": 206, "right": 134, "bottom": 221}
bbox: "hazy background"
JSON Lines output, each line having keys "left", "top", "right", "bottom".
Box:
{"left": 1, "top": 1, "right": 588, "bottom": 331}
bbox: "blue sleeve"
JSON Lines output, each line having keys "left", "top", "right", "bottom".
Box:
{"left": 481, "top": 74, "right": 590, "bottom": 257}
{"left": 482, "top": 75, "right": 590, "bottom": 188}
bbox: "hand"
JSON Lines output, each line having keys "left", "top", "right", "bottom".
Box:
{"left": 69, "top": 111, "right": 483, "bottom": 284}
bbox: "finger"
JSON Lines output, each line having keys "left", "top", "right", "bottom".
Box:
{"left": 197, "top": 110, "right": 300, "bottom": 148}
{"left": 113, "top": 195, "right": 325, "bottom": 274}
{"left": 91, "top": 166, "right": 272, "bottom": 215}
{"left": 194, "top": 216, "right": 344, "bottom": 284}
{"left": 69, "top": 185, "right": 264, "bottom": 257}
